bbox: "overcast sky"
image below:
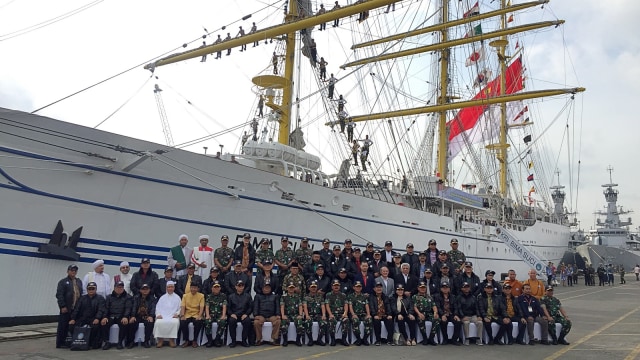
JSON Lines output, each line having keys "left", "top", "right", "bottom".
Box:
{"left": 0, "top": 0, "right": 638, "bottom": 233}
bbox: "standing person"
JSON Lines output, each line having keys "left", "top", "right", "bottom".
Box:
{"left": 503, "top": 269, "right": 524, "bottom": 296}
{"left": 254, "top": 260, "right": 280, "bottom": 295}
{"left": 241, "top": 131, "right": 250, "bottom": 147}
{"left": 100, "top": 281, "right": 133, "bottom": 350}
{"left": 255, "top": 238, "right": 274, "bottom": 272}
{"left": 155, "top": 267, "right": 177, "bottom": 298}
{"left": 412, "top": 281, "right": 439, "bottom": 345}
{"left": 236, "top": 26, "right": 246, "bottom": 51}
{"left": 336, "top": 95, "right": 347, "bottom": 112}
{"left": 128, "top": 283, "right": 156, "bottom": 348}
{"left": 280, "top": 282, "right": 304, "bottom": 346}
{"left": 257, "top": 95, "right": 265, "bottom": 117}
{"left": 327, "top": 74, "right": 336, "bottom": 99}
{"left": 68, "top": 281, "right": 106, "bottom": 350}
{"left": 634, "top": 264, "right": 640, "bottom": 281}
{"left": 433, "top": 282, "right": 462, "bottom": 345}
{"left": 362, "top": 242, "right": 375, "bottom": 263}
{"left": 348, "top": 281, "right": 372, "bottom": 346}
{"left": 317, "top": 4, "right": 327, "bottom": 30}
{"left": 83, "top": 259, "right": 111, "bottom": 298}
{"left": 154, "top": 281, "right": 181, "bottom": 348}
{"left": 325, "top": 279, "right": 349, "bottom": 346}
{"left": 518, "top": 284, "right": 550, "bottom": 345}
{"left": 253, "top": 283, "right": 281, "bottom": 346}
{"left": 390, "top": 284, "right": 417, "bottom": 346}
{"left": 179, "top": 282, "right": 205, "bottom": 348}
{"left": 456, "top": 282, "right": 483, "bottom": 346}
{"left": 213, "top": 34, "right": 222, "bottom": 59}
{"left": 191, "top": 235, "right": 214, "bottom": 278}
{"left": 275, "top": 236, "right": 295, "bottom": 284}
{"left": 502, "top": 283, "right": 526, "bottom": 345}
{"left": 130, "top": 258, "right": 159, "bottom": 296}
{"left": 424, "top": 239, "right": 439, "bottom": 267}
{"left": 214, "top": 235, "right": 234, "bottom": 276}
{"left": 318, "top": 57, "right": 328, "bottom": 79}
{"left": 200, "top": 41, "right": 208, "bottom": 62}
{"left": 394, "top": 263, "right": 419, "bottom": 297}
{"left": 331, "top": 1, "right": 341, "bottom": 27}
{"left": 55, "top": 264, "right": 82, "bottom": 348}
{"left": 204, "top": 280, "right": 227, "bottom": 348}
{"left": 319, "top": 238, "right": 333, "bottom": 263}
{"left": 522, "top": 269, "right": 545, "bottom": 300}
{"left": 224, "top": 33, "right": 232, "bottom": 55}
{"left": 225, "top": 261, "right": 252, "bottom": 295}
{"left": 607, "top": 264, "right": 615, "bottom": 285}
{"left": 112, "top": 261, "right": 133, "bottom": 295}
{"left": 477, "top": 283, "right": 509, "bottom": 345}
{"left": 295, "top": 237, "right": 313, "bottom": 270}
{"left": 234, "top": 233, "right": 256, "bottom": 276}
{"left": 546, "top": 262, "right": 555, "bottom": 286}
{"left": 566, "top": 264, "right": 574, "bottom": 287}
{"left": 309, "top": 38, "right": 318, "bottom": 63}
{"left": 303, "top": 281, "right": 327, "bottom": 346}
{"left": 272, "top": 52, "right": 279, "bottom": 74}
{"left": 620, "top": 265, "right": 626, "bottom": 284}
{"left": 478, "top": 270, "right": 503, "bottom": 296}
{"left": 540, "top": 286, "right": 571, "bottom": 345}
{"left": 346, "top": 118, "right": 355, "bottom": 143}
{"left": 360, "top": 135, "right": 373, "bottom": 171}
{"left": 168, "top": 234, "right": 192, "bottom": 277}
{"left": 354, "top": 262, "right": 375, "bottom": 295}
{"left": 203, "top": 267, "right": 225, "bottom": 297}
{"left": 448, "top": 238, "right": 466, "bottom": 270}
{"left": 351, "top": 140, "right": 360, "bottom": 166}
{"left": 369, "top": 282, "right": 393, "bottom": 345}
{"left": 250, "top": 22, "right": 259, "bottom": 47}
{"left": 401, "top": 243, "right": 419, "bottom": 268}
{"left": 227, "top": 280, "right": 253, "bottom": 348}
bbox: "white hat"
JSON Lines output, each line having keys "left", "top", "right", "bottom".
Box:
{"left": 199, "top": 235, "right": 210, "bottom": 240}
{"left": 92, "top": 259, "right": 104, "bottom": 269}
{"left": 120, "top": 261, "right": 130, "bottom": 267}
{"left": 178, "top": 234, "right": 188, "bottom": 241}
{"left": 166, "top": 280, "right": 176, "bottom": 286}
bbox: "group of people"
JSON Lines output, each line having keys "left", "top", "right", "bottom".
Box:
{"left": 56, "top": 234, "right": 572, "bottom": 351}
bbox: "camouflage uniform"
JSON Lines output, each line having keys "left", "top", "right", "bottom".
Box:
{"left": 214, "top": 247, "right": 234, "bottom": 273}
{"left": 275, "top": 248, "right": 295, "bottom": 278}
{"left": 541, "top": 295, "right": 571, "bottom": 339}
{"left": 282, "top": 273, "right": 306, "bottom": 295}
{"left": 447, "top": 249, "right": 466, "bottom": 265}
{"left": 256, "top": 248, "right": 275, "bottom": 265}
{"left": 347, "top": 292, "right": 371, "bottom": 338}
{"left": 412, "top": 293, "right": 440, "bottom": 338}
{"left": 280, "top": 293, "right": 305, "bottom": 337}
{"left": 295, "top": 247, "right": 313, "bottom": 269}
{"left": 325, "top": 292, "right": 348, "bottom": 335}
{"left": 303, "top": 293, "right": 327, "bottom": 338}
{"left": 204, "top": 293, "right": 228, "bottom": 338}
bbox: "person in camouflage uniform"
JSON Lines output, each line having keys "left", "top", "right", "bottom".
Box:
{"left": 303, "top": 281, "right": 326, "bottom": 346}
{"left": 540, "top": 286, "right": 571, "bottom": 345}
{"left": 347, "top": 281, "right": 372, "bottom": 346}
{"left": 413, "top": 281, "right": 440, "bottom": 345}
{"left": 275, "top": 237, "right": 295, "bottom": 282}
{"left": 447, "top": 238, "right": 466, "bottom": 273}
{"left": 214, "top": 235, "right": 234, "bottom": 275}
{"left": 255, "top": 238, "right": 275, "bottom": 272}
{"left": 280, "top": 282, "right": 305, "bottom": 346}
{"left": 295, "top": 238, "right": 313, "bottom": 269}
{"left": 204, "top": 280, "right": 227, "bottom": 347}
{"left": 282, "top": 262, "right": 305, "bottom": 295}
{"left": 325, "top": 279, "right": 349, "bottom": 346}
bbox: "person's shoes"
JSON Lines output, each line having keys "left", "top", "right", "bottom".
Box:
{"left": 541, "top": 340, "right": 551, "bottom": 345}
{"left": 496, "top": 340, "right": 505, "bottom": 345}
{"left": 156, "top": 339, "right": 163, "bottom": 348}
{"left": 181, "top": 341, "right": 190, "bottom": 348}
{"left": 464, "top": 339, "right": 470, "bottom": 346}
{"left": 116, "top": 343, "right": 124, "bottom": 350}
{"left": 168, "top": 339, "right": 176, "bottom": 348}
{"left": 242, "top": 341, "right": 251, "bottom": 348}
{"left": 476, "top": 339, "right": 483, "bottom": 346}
{"left": 229, "top": 341, "right": 236, "bottom": 348}
{"left": 375, "top": 340, "right": 381, "bottom": 346}
{"left": 255, "top": 340, "right": 263, "bottom": 346}
{"left": 102, "top": 342, "right": 111, "bottom": 350}
{"left": 453, "top": 340, "right": 462, "bottom": 346}
{"left": 143, "top": 341, "right": 151, "bottom": 348}
{"left": 528, "top": 341, "right": 535, "bottom": 345}
{"left": 559, "top": 339, "right": 570, "bottom": 345}
{"left": 552, "top": 339, "right": 558, "bottom": 345}
{"left": 126, "top": 342, "right": 135, "bottom": 349}
{"left": 206, "top": 340, "right": 214, "bottom": 348}
{"left": 192, "top": 341, "right": 198, "bottom": 348}
{"left": 271, "top": 339, "right": 280, "bottom": 346}
{"left": 429, "top": 339, "right": 438, "bottom": 346}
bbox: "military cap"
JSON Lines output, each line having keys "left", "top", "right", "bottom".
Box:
{"left": 115, "top": 281, "right": 125, "bottom": 287}
{"left": 353, "top": 281, "right": 363, "bottom": 287}
{"left": 393, "top": 253, "right": 402, "bottom": 258}
{"left": 395, "top": 284, "right": 405, "bottom": 290}
{"left": 344, "top": 239, "right": 352, "bottom": 244}
{"left": 221, "top": 235, "right": 229, "bottom": 240}
{"left": 419, "top": 251, "right": 427, "bottom": 257}
{"left": 236, "top": 280, "right": 245, "bottom": 286}
{"left": 484, "top": 283, "right": 493, "bottom": 288}
{"left": 333, "top": 245, "right": 341, "bottom": 251}
{"left": 323, "top": 238, "right": 330, "bottom": 244}
{"left": 545, "top": 285, "right": 554, "bottom": 291}
{"left": 353, "top": 247, "right": 361, "bottom": 253}
{"left": 301, "top": 237, "right": 309, "bottom": 242}
{"left": 141, "top": 258, "right": 151, "bottom": 263}
{"left": 373, "top": 250, "right": 381, "bottom": 255}
{"left": 262, "top": 259, "right": 273, "bottom": 265}
{"left": 366, "top": 242, "right": 374, "bottom": 247}
{"left": 385, "top": 241, "right": 393, "bottom": 246}
{"left": 287, "top": 282, "right": 296, "bottom": 288}
{"left": 461, "top": 282, "right": 470, "bottom": 287}
{"left": 438, "top": 250, "right": 447, "bottom": 255}
{"left": 281, "top": 236, "right": 289, "bottom": 242}
{"left": 260, "top": 238, "right": 269, "bottom": 245}
{"left": 450, "top": 238, "right": 459, "bottom": 244}
{"left": 464, "top": 261, "right": 473, "bottom": 267}
{"left": 406, "top": 243, "right": 414, "bottom": 248}
{"left": 441, "top": 282, "right": 450, "bottom": 288}
{"left": 165, "top": 266, "right": 174, "bottom": 272}
{"left": 424, "top": 267, "right": 433, "bottom": 273}
{"left": 485, "top": 270, "right": 495, "bottom": 276}
{"left": 503, "top": 284, "right": 512, "bottom": 289}
{"left": 187, "top": 263, "right": 196, "bottom": 269}
{"left": 309, "top": 281, "right": 318, "bottom": 287}
{"left": 428, "top": 239, "right": 437, "bottom": 245}
{"left": 234, "top": 260, "right": 242, "bottom": 266}
{"left": 67, "top": 264, "right": 78, "bottom": 271}
{"left": 339, "top": 267, "right": 347, "bottom": 273}
{"left": 312, "top": 250, "right": 321, "bottom": 255}
{"left": 212, "top": 280, "right": 221, "bottom": 287}
{"left": 418, "top": 281, "right": 427, "bottom": 288}
{"left": 332, "top": 280, "right": 341, "bottom": 286}
{"left": 243, "top": 233, "right": 251, "bottom": 238}
{"left": 316, "top": 263, "right": 324, "bottom": 269}
{"left": 441, "top": 263, "right": 449, "bottom": 269}
{"left": 140, "top": 283, "right": 151, "bottom": 289}
{"left": 87, "top": 282, "right": 97, "bottom": 288}
{"left": 374, "top": 282, "right": 383, "bottom": 287}
{"left": 210, "top": 266, "right": 220, "bottom": 272}
{"left": 289, "top": 261, "right": 299, "bottom": 268}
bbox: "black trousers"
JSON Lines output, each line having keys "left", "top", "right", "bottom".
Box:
{"left": 228, "top": 316, "right": 251, "bottom": 343}
{"left": 483, "top": 319, "right": 507, "bottom": 342}
{"left": 179, "top": 317, "right": 204, "bottom": 342}
{"left": 439, "top": 319, "right": 461, "bottom": 342}
{"left": 101, "top": 317, "right": 129, "bottom": 344}
{"left": 127, "top": 317, "right": 154, "bottom": 344}
{"left": 508, "top": 317, "right": 527, "bottom": 342}
{"left": 372, "top": 317, "right": 394, "bottom": 342}
{"left": 56, "top": 311, "right": 71, "bottom": 347}
{"left": 395, "top": 316, "right": 416, "bottom": 341}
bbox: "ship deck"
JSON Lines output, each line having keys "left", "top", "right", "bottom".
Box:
{"left": 2, "top": 281, "right": 639, "bottom": 359}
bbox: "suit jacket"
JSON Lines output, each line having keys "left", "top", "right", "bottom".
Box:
{"left": 154, "top": 277, "right": 179, "bottom": 298}
{"left": 389, "top": 295, "right": 414, "bottom": 317}
{"left": 177, "top": 274, "right": 203, "bottom": 296}
{"left": 354, "top": 272, "right": 375, "bottom": 295}
{"left": 375, "top": 276, "right": 395, "bottom": 297}
{"left": 394, "top": 273, "right": 419, "bottom": 295}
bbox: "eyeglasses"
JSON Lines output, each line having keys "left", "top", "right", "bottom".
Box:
{"left": 87, "top": 287, "right": 97, "bottom": 290}
{"left": 237, "top": 284, "right": 245, "bottom": 287}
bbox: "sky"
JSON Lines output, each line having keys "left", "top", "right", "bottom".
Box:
{"left": 0, "top": 0, "right": 638, "bottom": 233}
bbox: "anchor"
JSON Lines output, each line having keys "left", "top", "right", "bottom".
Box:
{"left": 38, "top": 220, "right": 82, "bottom": 261}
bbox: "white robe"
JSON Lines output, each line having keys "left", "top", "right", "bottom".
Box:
{"left": 112, "top": 273, "right": 133, "bottom": 294}
{"left": 153, "top": 292, "right": 181, "bottom": 338}
{"left": 83, "top": 271, "right": 111, "bottom": 298}
{"left": 191, "top": 246, "right": 214, "bottom": 278}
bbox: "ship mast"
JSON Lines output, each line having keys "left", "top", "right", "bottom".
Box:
{"left": 497, "top": 0, "right": 510, "bottom": 197}
{"left": 436, "top": 0, "right": 450, "bottom": 182}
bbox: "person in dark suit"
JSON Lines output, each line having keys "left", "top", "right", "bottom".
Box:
{"left": 369, "top": 282, "right": 393, "bottom": 345}
{"left": 411, "top": 252, "right": 430, "bottom": 278}
{"left": 390, "top": 284, "right": 417, "bottom": 345}
{"left": 55, "top": 264, "right": 83, "bottom": 348}
{"left": 353, "top": 262, "right": 375, "bottom": 295}
{"left": 420, "top": 268, "right": 439, "bottom": 296}
{"left": 155, "top": 267, "right": 179, "bottom": 298}
{"left": 381, "top": 241, "right": 398, "bottom": 267}
{"left": 394, "top": 263, "right": 419, "bottom": 297}
{"left": 177, "top": 264, "right": 203, "bottom": 296}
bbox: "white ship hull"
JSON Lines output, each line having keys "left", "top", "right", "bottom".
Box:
{"left": 0, "top": 108, "right": 569, "bottom": 320}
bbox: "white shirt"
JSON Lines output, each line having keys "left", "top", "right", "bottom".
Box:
{"left": 83, "top": 271, "right": 111, "bottom": 298}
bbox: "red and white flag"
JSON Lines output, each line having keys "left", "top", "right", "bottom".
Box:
{"left": 465, "top": 47, "right": 485, "bottom": 67}
{"left": 463, "top": 2, "right": 480, "bottom": 18}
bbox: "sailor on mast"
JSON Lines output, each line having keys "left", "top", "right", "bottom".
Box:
{"left": 224, "top": 33, "right": 232, "bottom": 56}
{"left": 236, "top": 26, "right": 246, "bottom": 51}
{"left": 250, "top": 22, "right": 259, "bottom": 47}
{"left": 213, "top": 35, "right": 222, "bottom": 59}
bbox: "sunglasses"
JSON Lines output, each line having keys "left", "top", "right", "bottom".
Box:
{"left": 87, "top": 287, "right": 97, "bottom": 290}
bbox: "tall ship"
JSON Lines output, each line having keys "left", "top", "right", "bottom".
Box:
{"left": 0, "top": 0, "right": 582, "bottom": 323}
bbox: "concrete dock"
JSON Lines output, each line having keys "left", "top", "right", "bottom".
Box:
{"left": 1, "top": 281, "right": 639, "bottom": 360}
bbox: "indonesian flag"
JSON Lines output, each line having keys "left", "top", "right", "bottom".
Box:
{"left": 465, "top": 47, "right": 485, "bottom": 67}
{"left": 464, "top": 2, "right": 480, "bottom": 18}
{"left": 447, "top": 57, "right": 524, "bottom": 160}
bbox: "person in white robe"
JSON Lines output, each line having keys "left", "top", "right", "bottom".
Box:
{"left": 153, "top": 281, "right": 181, "bottom": 347}
{"left": 191, "top": 235, "right": 214, "bottom": 278}
{"left": 82, "top": 259, "right": 111, "bottom": 298}
{"left": 112, "top": 261, "right": 133, "bottom": 294}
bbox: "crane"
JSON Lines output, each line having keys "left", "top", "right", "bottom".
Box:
{"left": 153, "top": 84, "right": 174, "bottom": 146}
